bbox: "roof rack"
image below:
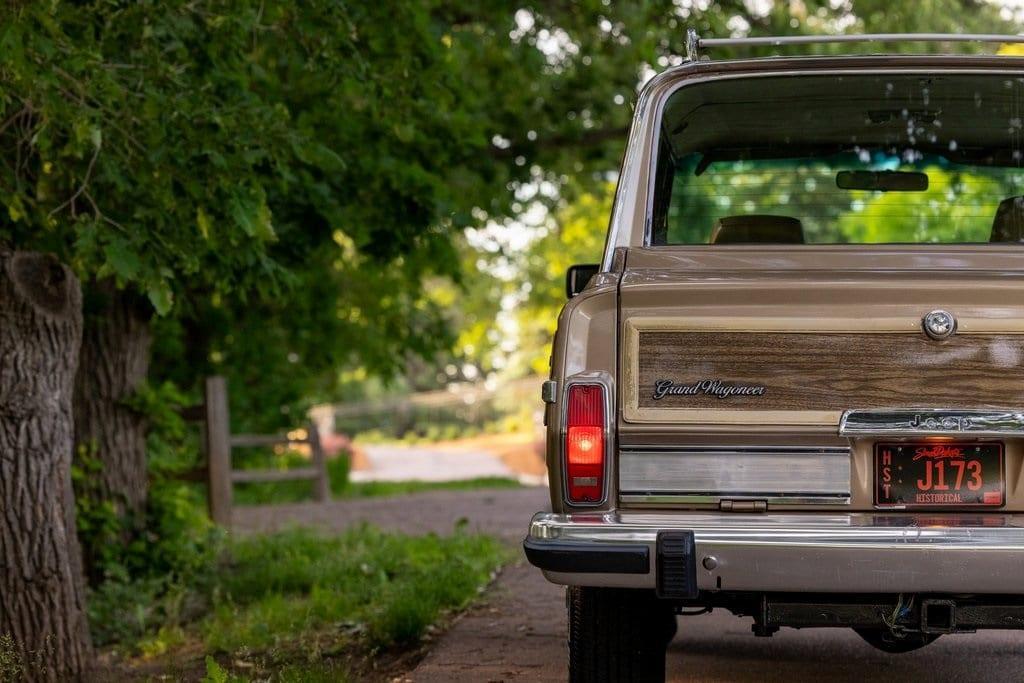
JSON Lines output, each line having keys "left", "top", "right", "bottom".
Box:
{"left": 685, "top": 30, "right": 1024, "bottom": 62}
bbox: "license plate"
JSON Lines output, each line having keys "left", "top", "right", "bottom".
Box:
{"left": 875, "top": 442, "right": 1004, "bottom": 508}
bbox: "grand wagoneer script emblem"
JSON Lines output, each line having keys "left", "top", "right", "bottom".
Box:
{"left": 652, "top": 379, "right": 767, "bottom": 400}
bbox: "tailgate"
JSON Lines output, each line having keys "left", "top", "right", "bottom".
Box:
{"left": 616, "top": 246, "right": 1024, "bottom": 510}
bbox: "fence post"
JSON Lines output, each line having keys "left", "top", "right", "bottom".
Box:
{"left": 205, "top": 376, "right": 233, "bottom": 526}
{"left": 309, "top": 423, "right": 330, "bottom": 502}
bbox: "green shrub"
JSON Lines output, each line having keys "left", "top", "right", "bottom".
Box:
{"left": 201, "top": 656, "right": 244, "bottom": 683}
{"left": 79, "top": 382, "right": 224, "bottom": 648}
{"left": 85, "top": 479, "right": 223, "bottom": 647}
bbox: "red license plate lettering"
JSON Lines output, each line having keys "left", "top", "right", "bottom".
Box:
{"left": 875, "top": 442, "right": 1003, "bottom": 508}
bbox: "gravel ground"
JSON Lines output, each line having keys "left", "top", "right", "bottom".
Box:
{"left": 230, "top": 486, "right": 547, "bottom": 540}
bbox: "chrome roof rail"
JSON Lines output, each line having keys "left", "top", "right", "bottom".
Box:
{"left": 685, "top": 29, "right": 1024, "bottom": 62}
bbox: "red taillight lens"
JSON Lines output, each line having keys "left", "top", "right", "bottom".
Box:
{"left": 566, "top": 384, "right": 605, "bottom": 503}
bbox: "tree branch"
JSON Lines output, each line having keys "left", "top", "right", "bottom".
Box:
{"left": 48, "top": 145, "right": 101, "bottom": 219}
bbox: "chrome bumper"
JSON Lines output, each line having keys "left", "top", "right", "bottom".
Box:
{"left": 525, "top": 511, "right": 1024, "bottom": 594}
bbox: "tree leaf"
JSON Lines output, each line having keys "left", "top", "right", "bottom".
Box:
{"left": 229, "top": 188, "right": 275, "bottom": 241}
{"left": 104, "top": 239, "right": 141, "bottom": 280}
{"left": 196, "top": 207, "right": 212, "bottom": 240}
{"left": 147, "top": 282, "right": 173, "bottom": 315}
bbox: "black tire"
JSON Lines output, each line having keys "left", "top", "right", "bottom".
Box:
{"left": 854, "top": 628, "right": 939, "bottom": 653}
{"left": 568, "top": 586, "right": 676, "bottom": 682}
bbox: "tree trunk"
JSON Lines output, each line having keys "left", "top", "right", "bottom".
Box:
{"left": 73, "top": 283, "right": 152, "bottom": 520}
{"left": 0, "top": 250, "right": 92, "bottom": 680}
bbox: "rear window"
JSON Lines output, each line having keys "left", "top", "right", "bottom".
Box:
{"left": 651, "top": 73, "right": 1024, "bottom": 245}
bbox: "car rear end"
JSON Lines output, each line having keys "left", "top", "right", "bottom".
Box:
{"left": 526, "top": 50, "right": 1024, "bottom": 680}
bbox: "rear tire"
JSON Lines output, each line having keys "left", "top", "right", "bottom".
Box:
{"left": 568, "top": 586, "right": 676, "bottom": 682}
{"left": 854, "top": 628, "right": 938, "bottom": 653}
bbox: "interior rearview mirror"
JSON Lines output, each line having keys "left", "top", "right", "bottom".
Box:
{"left": 566, "top": 264, "right": 600, "bottom": 299}
{"left": 837, "top": 170, "right": 929, "bottom": 192}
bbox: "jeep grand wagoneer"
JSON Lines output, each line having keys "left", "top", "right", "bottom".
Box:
{"left": 525, "top": 32, "right": 1024, "bottom": 681}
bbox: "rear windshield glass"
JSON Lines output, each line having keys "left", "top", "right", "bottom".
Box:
{"left": 651, "top": 73, "right": 1024, "bottom": 245}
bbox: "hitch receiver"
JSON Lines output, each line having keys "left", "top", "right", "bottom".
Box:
{"left": 921, "top": 599, "right": 957, "bottom": 634}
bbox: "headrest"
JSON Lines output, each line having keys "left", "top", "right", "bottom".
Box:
{"left": 710, "top": 215, "right": 805, "bottom": 244}
{"left": 991, "top": 197, "right": 1024, "bottom": 243}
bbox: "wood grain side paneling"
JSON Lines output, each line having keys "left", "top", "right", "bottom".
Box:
{"left": 627, "top": 327, "right": 1024, "bottom": 424}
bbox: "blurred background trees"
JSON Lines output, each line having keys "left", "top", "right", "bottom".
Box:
{"left": 1, "top": 0, "right": 1021, "bottom": 676}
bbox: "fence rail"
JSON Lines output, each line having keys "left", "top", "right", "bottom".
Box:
{"left": 187, "top": 376, "right": 330, "bottom": 526}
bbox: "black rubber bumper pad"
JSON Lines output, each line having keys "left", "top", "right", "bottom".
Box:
{"left": 656, "top": 531, "right": 698, "bottom": 599}
{"left": 522, "top": 538, "right": 650, "bottom": 574}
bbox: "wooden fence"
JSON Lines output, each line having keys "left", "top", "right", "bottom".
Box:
{"left": 198, "top": 376, "right": 330, "bottom": 526}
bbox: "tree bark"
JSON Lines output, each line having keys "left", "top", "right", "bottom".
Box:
{"left": 0, "top": 250, "right": 92, "bottom": 681}
{"left": 73, "top": 283, "right": 152, "bottom": 520}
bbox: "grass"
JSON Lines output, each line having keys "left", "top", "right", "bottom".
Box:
{"left": 206, "top": 526, "right": 507, "bottom": 651}
{"left": 339, "top": 476, "right": 522, "bottom": 498}
{"left": 114, "top": 525, "right": 510, "bottom": 681}
{"left": 231, "top": 451, "right": 522, "bottom": 505}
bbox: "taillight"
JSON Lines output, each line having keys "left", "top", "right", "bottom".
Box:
{"left": 565, "top": 384, "right": 605, "bottom": 504}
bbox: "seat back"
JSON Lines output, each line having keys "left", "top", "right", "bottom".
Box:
{"left": 710, "top": 215, "right": 805, "bottom": 244}
{"left": 991, "top": 197, "right": 1024, "bottom": 242}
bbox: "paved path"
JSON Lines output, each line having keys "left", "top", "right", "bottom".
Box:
{"left": 411, "top": 559, "right": 563, "bottom": 682}
{"left": 234, "top": 488, "right": 1024, "bottom": 682}
{"left": 350, "top": 444, "right": 513, "bottom": 482}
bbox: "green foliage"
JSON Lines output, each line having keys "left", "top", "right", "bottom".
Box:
{"left": 205, "top": 526, "right": 508, "bottom": 652}
{"left": 4, "top": 0, "right": 1015, "bottom": 428}
{"left": 202, "top": 657, "right": 234, "bottom": 683}
{"left": 85, "top": 478, "right": 223, "bottom": 647}
{"left": 415, "top": 0, "right": 1018, "bottom": 383}
{"left": 80, "top": 381, "right": 224, "bottom": 646}
{"left": 510, "top": 186, "right": 614, "bottom": 375}
{"left": 274, "top": 663, "right": 351, "bottom": 683}
{"left": 0, "top": 2, "right": 293, "bottom": 303}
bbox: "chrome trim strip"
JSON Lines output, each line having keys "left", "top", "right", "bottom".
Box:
{"left": 696, "top": 32, "right": 1024, "bottom": 54}
{"left": 618, "top": 447, "right": 850, "bottom": 503}
{"left": 527, "top": 511, "right": 1024, "bottom": 593}
{"left": 840, "top": 409, "right": 1024, "bottom": 437}
{"left": 620, "top": 445, "right": 850, "bottom": 453}
{"left": 619, "top": 494, "right": 849, "bottom": 505}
